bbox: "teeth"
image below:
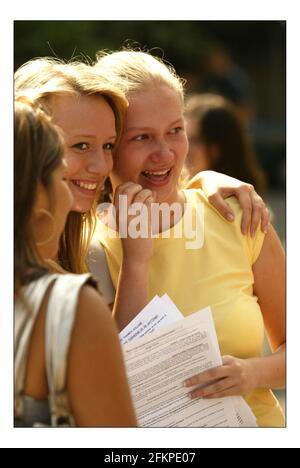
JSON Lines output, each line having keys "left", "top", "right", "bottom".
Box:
{"left": 74, "top": 181, "right": 98, "bottom": 190}
{"left": 143, "top": 169, "right": 170, "bottom": 176}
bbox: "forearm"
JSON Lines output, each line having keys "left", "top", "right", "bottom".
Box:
{"left": 112, "top": 259, "right": 149, "bottom": 332}
{"left": 248, "top": 343, "right": 286, "bottom": 390}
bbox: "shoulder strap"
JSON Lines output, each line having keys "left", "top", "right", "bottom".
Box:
{"left": 45, "top": 273, "right": 97, "bottom": 426}
{"left": 14, "top": 274, "right": 59, "bottom": 418}
{"left": 86, "top": 238, "right": 116, "bottom": 305}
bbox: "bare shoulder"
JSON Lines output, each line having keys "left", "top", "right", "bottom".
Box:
{"left": 254, "top": 224, "right": 285, "bottom": 266}
{"left": 73, "top": 284, "right": 118, "bottom": 346}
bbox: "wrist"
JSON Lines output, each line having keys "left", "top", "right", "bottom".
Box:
{"left": 246, "top": 357, "right": 262, "bottom": 390}
{"left": 122, "top": 257, "right": 150, "bottom": 273}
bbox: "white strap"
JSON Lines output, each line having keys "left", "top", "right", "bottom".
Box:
{"left": 14, "top": 274, "right": 59, "bottom": 418}
{"left": 45, "top": 273, "right": 97, "bottom": 425}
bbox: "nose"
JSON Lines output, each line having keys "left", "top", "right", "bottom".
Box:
{"left": 87, "top": 149, "right": 113, "bottom": 177}
{"left": 150, "top": 139, "right": 174, "bottom": 165}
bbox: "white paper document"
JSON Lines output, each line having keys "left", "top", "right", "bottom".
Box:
{"left": 121, "top": 295, "right": 257, "bottom": 428}
{"left": 120, "top": 294, "right": 184, "bottom": 345}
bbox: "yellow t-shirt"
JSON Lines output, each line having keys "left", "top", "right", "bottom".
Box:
{"left": 95, "top": 188, "right": 285, "bottom": 427}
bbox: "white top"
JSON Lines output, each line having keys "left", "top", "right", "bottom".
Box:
{"left": 14, "top": 272, "right": 97, "bottom": 427}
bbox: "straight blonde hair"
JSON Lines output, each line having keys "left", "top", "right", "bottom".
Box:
{"left": 15, "top": 57, "right": 128, "bottom": 273}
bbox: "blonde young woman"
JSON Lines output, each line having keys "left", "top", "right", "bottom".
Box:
{"left": 14, "top": 97, "right": 137, "bottom": 427}
{"left": 15, "top": 58, "right": 128, "bottom": 276}
{"left": 92, "top": 50, "right": 285, "bottom": 427}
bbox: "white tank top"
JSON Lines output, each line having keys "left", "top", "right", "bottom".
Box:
{"left": 14, "top": 272, "right": 97, "bottom": 427}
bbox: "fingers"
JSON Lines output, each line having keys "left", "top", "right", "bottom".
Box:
{"left": 260, "top": 204, "right": 271, "bottom": 234}
{"left": 113, "top": 182, "right": 143, "bottom": 207}
{"left": 133, "top": 189, "right": 154, "bottom": 205}
{"left": 239, "top": 190, "right": 253, "bottom": 235}
{"left": 223, "top": 184, "right": 270, "bottom": 236}
{"left": 207, "top": 193, "right": 235, "bottom": 222}
{"left": 189, "top": 377, "right": 237, "bottom": 399}
{"left": 249, "top": 192, "right": 271, "bottom": 237}
{"left": 184, "top": 364, "right": 232, "bottom": 388}
{"left": 249, "top": 192, "right": 263, "bottom": 237}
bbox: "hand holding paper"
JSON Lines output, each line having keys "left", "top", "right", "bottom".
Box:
{"left": 184, "top": 354, "right": 257, "bottom": 400}
{"left": 120, "top": 295, "right": 257, "bottom": 427}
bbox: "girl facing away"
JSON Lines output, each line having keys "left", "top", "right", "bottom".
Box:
{"left": 14, "top": 97, "right": 137, "bottom": 427}
{"left": 92, "top": 49, "right": 286, "bottom": 427}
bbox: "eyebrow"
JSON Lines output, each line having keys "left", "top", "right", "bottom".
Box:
{"left": 70, "top": 134, "right": 117, "bottom": 140}
{"left": 125, "top": 118, "right": 184, "bottom": 133}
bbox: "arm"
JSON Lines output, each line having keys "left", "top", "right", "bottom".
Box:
{"left": 67, "top": 285, "right": 137, "bottom": 427}
{"left": 113, "top": 260, "right": 150, "bottom": 331}
{"left": 187, "top": 170, "right": 270, "bottom": 236}
{"left": 111, "top": 182, "right": 154, "bottom": 331}
{"left": 184, "top": 226, "right": 286, "bottom": 398}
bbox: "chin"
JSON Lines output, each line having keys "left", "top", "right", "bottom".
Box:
{"left": 71, "top": 200, "right": 94, "bottom": 214}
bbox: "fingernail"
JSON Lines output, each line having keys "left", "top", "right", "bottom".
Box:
{"left": 251, "top": 229, "right": 255, "bottom": 238}
{"left": 227, "top": 213, "right": 234, "bottom": 221}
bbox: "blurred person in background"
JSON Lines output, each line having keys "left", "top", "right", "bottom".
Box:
{"left": 203, "top": 45, "right": 256, "bottom": 125}
{"left": 185, "top": 93, "right": 266, "bottom": 195}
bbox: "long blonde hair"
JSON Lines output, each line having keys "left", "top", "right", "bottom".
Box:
{"left": 15, "top": 57, "right": 128, "bottom": 273}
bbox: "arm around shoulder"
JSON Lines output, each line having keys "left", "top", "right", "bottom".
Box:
{"left": 66, "top": 284, "right": 137, "bottom": 427}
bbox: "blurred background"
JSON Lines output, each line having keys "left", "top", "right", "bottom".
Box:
{"left": 14, "top": 20, "right": 286, "bottom": 414}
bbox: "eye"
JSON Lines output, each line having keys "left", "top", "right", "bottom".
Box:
{"left": 103, "top": 142, "right": 115, "bottom": 151}
{"left": 169, "top": 127, "right": 184, "bottom": 135}
{"left": 134, "top": 134, "right": 149, "bottom": 142}
{"left": 72, "top": 142, "right": 89, "bottom": 151}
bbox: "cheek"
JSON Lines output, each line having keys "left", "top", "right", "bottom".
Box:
{"left": 175, "top": 136, "right": 189, "bottom": 167}
{"left": 64, "top": 152, "right": 84, "bottom": 178}
{"left": 113, "top": 146, "right": 143, "bottom": 178}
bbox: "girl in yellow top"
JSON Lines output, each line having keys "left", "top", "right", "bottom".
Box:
{"left": 93, "top": 50, "right": 285, "bottom": 428}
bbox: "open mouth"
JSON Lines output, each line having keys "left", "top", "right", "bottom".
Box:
{"left": 141, "top": 168, "right": 172, "bottom": 184}
{"left": 71, "top": 179, "right": 99, "bottom": 195}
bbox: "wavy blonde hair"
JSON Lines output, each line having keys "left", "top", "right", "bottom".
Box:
{"left": 15, "top": 57, "right": 128, "bottom": 273}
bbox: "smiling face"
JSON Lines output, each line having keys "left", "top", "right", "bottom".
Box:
{"left": 50, "top": 94, "right": 117, "bottom": 213}
{"left": 33, "top": 161, "right": 74, "bottom": 260}
{"left": 110, "top": 84, "right": 189, "bottom": 204}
